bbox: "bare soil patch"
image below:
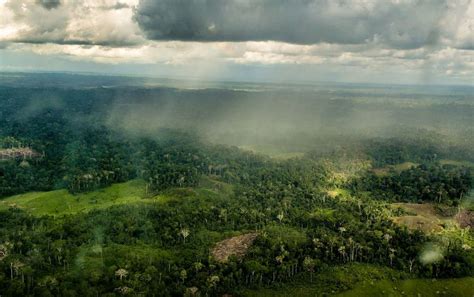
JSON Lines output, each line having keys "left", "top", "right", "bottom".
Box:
{"left": 0, "top": 148, "right": 41, "bottom": 160}
{"left": 391, "top": 203, "right": 445, "bottom": 233}
{"left": 211, "top": 233, "right": 258, "bottom": 263}
{"left": 455, "top": 209, "right": 474, "bottom": 228}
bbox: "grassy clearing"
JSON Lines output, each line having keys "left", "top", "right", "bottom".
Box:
{"left": 372, "top": 162, "right": 418, "bottom": 176}
{"left": 242, "top": 264, "right": 406, "bottom": 297}
{"left": 440, "top": 159, "right": 474, "bottom": 168}
{"left": 390, "top": 203, "right": 447, "bottom": 233}
{"left": 337, "top": 277, "right": 474, "bottom": 297}
{"left": 0, "top": 180, "right": 160, "bottom": 216}
{"left": 0, "top": 176, "right": 234, "bottom": 217}
{"left": 389, "top": 203, "right": 466, "bottom": 233}
{"left": 242, "top": 264, "right": 473, "bottom": 297}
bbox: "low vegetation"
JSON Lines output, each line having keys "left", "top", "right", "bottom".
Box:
{"left": 0, "top": 179, "right": 152, "bottom": 216}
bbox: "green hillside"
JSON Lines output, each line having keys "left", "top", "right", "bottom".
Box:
{"left": 0, "top": 180, "right": 155, "bottom": 216}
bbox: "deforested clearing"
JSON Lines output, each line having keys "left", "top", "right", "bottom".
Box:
{"left": 391, "top": 203, "right": 455, "bottom": 233}
{"left": 212, "top": 233, "right": 259, "bottom": 263}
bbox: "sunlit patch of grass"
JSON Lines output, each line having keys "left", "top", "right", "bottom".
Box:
{"left": 0, "top": 180, "right": 159, "bottom": 217}
{"left": 242, "top": 263, "right": 473, "bottom": 297}
{"left": 390, "top": 203, "right": 450, "bottom": 233}
{"left": 327, "top": 188, "right": 351, "bottom": 199}
{"left": 439, "top": 159, "right": 474, "bottom": 168}
{"left": 392, "top": 162, "right": 419, "bottom": 171}
{"left": 242, "top": 264, "right": 406, "bottom": 297}
{"left": 0, "top": 176, "right": 234, "bottom": 216}
{"left": 326, "top": 188, "right": 357, "bottom": 203}
{"left": 337, "top": 277, "right": 474, "bottom": 297}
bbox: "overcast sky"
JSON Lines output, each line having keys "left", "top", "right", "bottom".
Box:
{"left": 0, "top": 0, "right": 473, "bottom": 85}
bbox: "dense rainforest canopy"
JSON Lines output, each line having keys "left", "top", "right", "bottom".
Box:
{"left": 0, "top": 74, "right": 473, "bottom": 296}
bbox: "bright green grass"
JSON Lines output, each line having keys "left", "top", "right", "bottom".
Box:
{"left": 242, "top": 264, "right": 473, "bottom": 297}
{"left": 0, "top": 177, "right": 233, "bottom": 217}
{"left": 0, "top": 179, "right": 162, "bottom": 216}
{"left": 327, "top": 188, "right": 351, "bottom": 198}
{"left": 337, "top": 277, "right": 474, "bottom": 297}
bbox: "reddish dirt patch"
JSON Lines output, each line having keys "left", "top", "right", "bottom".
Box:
{"left": 391, "top": 203, "right": 445, "bottom": 233}
{"left": 211, "top": 233, "right": 258, "bottom": 263}
{"left": 455, "top": 209, "right": 474, "bottom": 228}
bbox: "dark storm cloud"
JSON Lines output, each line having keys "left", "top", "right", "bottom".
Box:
{"left": 11, "top": 38, "right": 141, "bottom": 47}
{"left": 36, "top": 0, "right": 61, "bottom": 10}
{"left": 134, "top": 0, "right": 448, "bottom": 49}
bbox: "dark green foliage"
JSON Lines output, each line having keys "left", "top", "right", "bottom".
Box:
{"left": 353, "top": 164, "right": 472, "bottom": 205}
{"left": 365, "top": 137, "right": 439, "bottom": 166}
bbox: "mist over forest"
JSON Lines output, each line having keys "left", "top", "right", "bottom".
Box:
{"left": 3, "top": 72, "right": 473, "bottom": 151}
{"left": 0, "top": 69, "right": 473, "bottom": 297}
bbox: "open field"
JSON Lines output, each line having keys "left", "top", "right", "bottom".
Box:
{"left": 372, "top": 162, "right": 419, "bottom": 176}
{"left": 0, "top": 177, "right": 233, "bottom": 217}
{"left": 0, "top": 180, "right": 156, "bottom": 216}
{"left": 440, "top": 159, "right": 474, "bottom": 168}
{"left": 242, "top": 264, "right": 473, "bottom": 297}
{"left": 338, "top": 277, "right": 474, "bottom": 297}
{"left": 244, "top": 278, "right": 474, "bottom": 297}
{"left": 390, "top": 203, "right": 454, "bottom": 233}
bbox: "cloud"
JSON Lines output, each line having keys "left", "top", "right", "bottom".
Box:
{"left": 36, "top": 0, "right": 61, "bottom": 10}
{"left": 1, "top": 0, "right": 472, "bottom": 51}
{"left": 2, "top": 0, "right": 143, "bottom": 46}
{"left": 134, "top": 0, "right": 466, "bottom": 50}
{"left": 0, "top": 0, "right": 472, "bottom": 85}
